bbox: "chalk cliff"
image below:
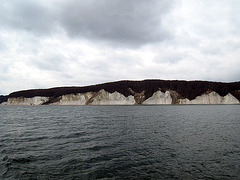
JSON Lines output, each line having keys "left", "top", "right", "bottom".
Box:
{"left": 178, "top": 92, "right": 239, "bottom": 104}
{"left": 143, "top": 90, "right": 172, "bottom": 104}
{"left": 7, "top": 96, "right": 50, "bottom": 105}
{"left": 2, "top": 80, "right": 240, "bottom": 105}
{"left": 5, "top": 90, "right": 239, "bottom": 105}
{"left": 51, "top": 90, "right": 135, "bottom": 105}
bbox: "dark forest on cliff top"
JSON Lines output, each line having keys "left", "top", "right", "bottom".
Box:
{"left": 5, "top": 80, "right": 240, "bottom": 102}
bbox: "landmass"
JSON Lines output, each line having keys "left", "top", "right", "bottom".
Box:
{"left": 1, "top": 80, "right": 240, "bottom": 105}
{"left": 0, "top": 95, "right": 8, "bottom": 104}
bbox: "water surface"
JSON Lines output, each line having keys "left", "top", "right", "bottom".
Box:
{"left": 0, "top": 105, "right": 240, "bottom": 179}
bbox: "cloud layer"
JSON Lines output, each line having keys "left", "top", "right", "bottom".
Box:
{"left": 0, "top": 0, "right": 240, "bottom": 94}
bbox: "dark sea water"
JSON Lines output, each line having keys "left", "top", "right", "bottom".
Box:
{"left": 0, "top": 105, "right": 240, "bottom": 180}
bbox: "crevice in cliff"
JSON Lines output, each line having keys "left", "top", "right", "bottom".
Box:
{"left": 42, "top": 96, "right": 61, "bottom": 105}
{"left": 128, "top": 88, "right": 146, "bottom": 104}
{"left": 86, "top": 92, "right": 98, "bottom": 105}
{"left": 169, "top": 90, "right": 182, "bottom": 104}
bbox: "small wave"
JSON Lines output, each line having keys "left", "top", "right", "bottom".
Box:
{"left": 86, "top": 145, "right": 110, "bottom": 151}
{"left": 19, "top": 136, "right": 49, "bottom": 142}
{"left": 66, "top": 132, "right": 87, "bottom": 138}
{"left": 2, "top": 155, "right": 38, "bottom": 179}
{"left": 3, "top": 155, "right": 36, "bottom": 164}
{"left": 84, "top": 154, "right": 114, "bottom": 164}
{"left": 51, "top": 132, "right": 87, "bottom": 140}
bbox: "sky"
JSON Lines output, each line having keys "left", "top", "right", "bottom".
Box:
{"left": 0, "top": 0, "right": 240, "bottom": 94}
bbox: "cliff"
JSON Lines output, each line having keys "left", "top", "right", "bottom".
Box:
{"left": 3, "top": 79, "right": 240, "bottom": 105}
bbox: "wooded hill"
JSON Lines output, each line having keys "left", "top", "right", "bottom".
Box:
{"left": 0, "top": 95, "right": 8, "bottom": 104}
{"left": 7, "top": 80, "right": 240, "bottom": 101}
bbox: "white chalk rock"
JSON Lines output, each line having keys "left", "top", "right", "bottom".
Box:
{"left": 7, "top": 96, "right": 49, "bottom": 105}
{"left": 143, "top": 90, "right": 172, "bottom": 104}
{"left": 90, "top": 89, "right": 135, "bottom": 105}
{"left": 222, "top": 93, "right": 239, "bottom": 104}
{"left": 52, "top": 90, "right": 135, "bottom": 105}
{"left": 192, "top": 92, "right": 222, "bottom": 104}
{"left": 53, "top": 92, "right": 94, "bottom": 105}
{"left": 179, "top": 92, "right": 239, "bottom": 104}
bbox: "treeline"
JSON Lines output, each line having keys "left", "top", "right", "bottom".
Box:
{"left": 0, "top": 95, "right": 8, "bottom": 104}
{"left": 8, "top": 80, "right": 240, "bottom": 101}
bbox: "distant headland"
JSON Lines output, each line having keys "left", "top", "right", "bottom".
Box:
{"left": 1, "top": 79, "right": 240, "bottom": 105}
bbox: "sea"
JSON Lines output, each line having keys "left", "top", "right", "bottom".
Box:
{"left": 0, "top": 105, "right": 240, "bottom": 180}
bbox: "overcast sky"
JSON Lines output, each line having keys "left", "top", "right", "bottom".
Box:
{"left": 0, "top": 0, "right": 240, "bottom": 94}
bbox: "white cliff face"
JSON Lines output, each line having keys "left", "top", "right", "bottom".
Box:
{"left": 179, "top": 92, "right": 239, "bottom": 104}
{"left": 52, "top": 92, "right": 95, "bottom": 105}
{"left": 7, "top": 96, "right": 49, "bottom": 105}
{"left": 221, "top": 93, "right": 239, "bottom": 104}
{"left": 179, "top": 92, "right": 222, "bottom": 104}
{"left": 143, "top": 91, "right": 172, "bottom": 104}
{"left": 5, "top": 90, "right": 239, "bottom": 105}
{"left": 93, "top": 90, "right": 133, "bottom": 105}
{"left": 90, "top": 89, "right": 135, "bottom": 105}
{"left": 52, "top": 89, "right": 135, "bottom": 105}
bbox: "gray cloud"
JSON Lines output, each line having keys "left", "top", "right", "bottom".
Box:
{"left": 0, "top": 0, "right": 57, "bottom": 35}
{"left": 0, "top": 0, "right": 175, "bottom": 46}
{"left": 59, "top": 0, "right": 175, "bottom": 46}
